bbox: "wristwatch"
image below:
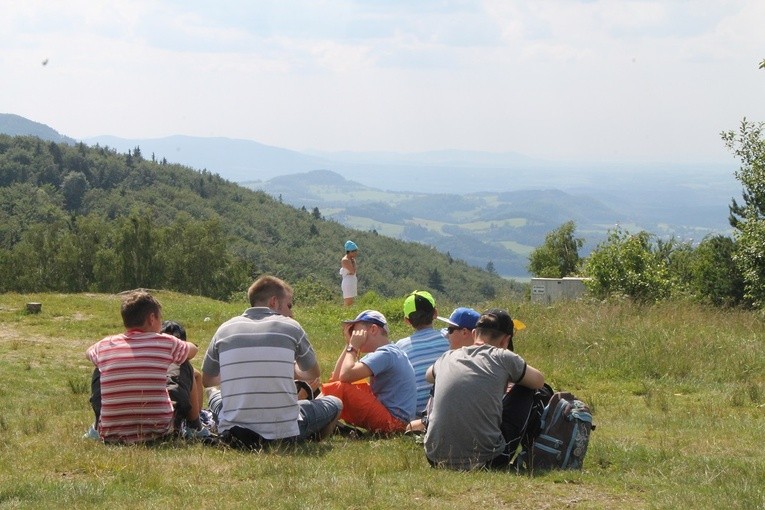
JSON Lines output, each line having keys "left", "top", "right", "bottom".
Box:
{"left": 345, "top": 345, "right": 358, "bottom": 354}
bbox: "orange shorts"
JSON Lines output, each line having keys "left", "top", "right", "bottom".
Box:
{"left": 320, "top": 381, "right": 406, "bottom": 434}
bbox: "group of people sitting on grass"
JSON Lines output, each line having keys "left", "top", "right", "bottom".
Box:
{"left": 85, "top": 275, "right": 546, "bottom": 471}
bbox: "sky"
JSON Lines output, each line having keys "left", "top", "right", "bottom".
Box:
{"left": 2, "top": 0, "right": 764, "bottom": 165}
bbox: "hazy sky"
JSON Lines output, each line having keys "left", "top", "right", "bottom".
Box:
{"left": 2, "top": 0, "right": 763, "bottom": 164}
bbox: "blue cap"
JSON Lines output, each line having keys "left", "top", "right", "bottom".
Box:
{"left": 437, "top": 307, "right": 480, "bottom": 330}
{"left": 343, "top": 309, "right": 388, "bottom": 334}
{"left": 344, "top": 240, "right": 358, "bottom": 251}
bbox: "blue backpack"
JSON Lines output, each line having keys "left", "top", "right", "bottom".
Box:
{"left": 531, "top": 391, "right": 594, "bottom": 471}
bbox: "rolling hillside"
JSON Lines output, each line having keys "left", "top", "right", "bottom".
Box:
{"left": 0, "top": 132, "right": 522, "bottom": 303}
{"left": 1, "top": 113, "right": 740, "bottom": 278}
{"left": 244, "top": 169, "right": 736, "bottom": 277}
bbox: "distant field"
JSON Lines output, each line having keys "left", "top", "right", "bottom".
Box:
{"left": 499, "top": 240, "right": 535, "bottom": 256}
{"left": 344, "top": 216, "right": 406, "bottom": 237}
{"left": 0, "top": 292, "right": 762, "bottom": 509}
{"left": 308, "top": 187, "right": 415, "bottom": 204}
{"left": 253, "top": 168, "right": 736, "bottom": 278}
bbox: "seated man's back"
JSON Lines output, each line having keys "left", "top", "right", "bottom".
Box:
{"left": 202, "top": 275, "right": 341, "bottom": 444}
{"left": 205, "top": 308, "right": 314, "bottom": 439}
{"left": 425, "top": 309, "right": 544, "bottom": 470}
{"left": 395, "top": 291, "right": 449, "bottom": 415}
{"left": 86, "top": 291, "right": 196, "bottom": 443}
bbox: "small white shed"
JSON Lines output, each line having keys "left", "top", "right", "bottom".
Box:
{"left": 530, "top": 277, "right": 589, "bottom": 304}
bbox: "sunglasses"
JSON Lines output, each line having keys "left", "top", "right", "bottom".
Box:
{"left": 446, "top": 326, "right": 463, "bottom": 334}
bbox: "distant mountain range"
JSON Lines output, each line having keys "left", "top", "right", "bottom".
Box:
{"left": 1, "top": 113, "right": 741, "bottom": 277}
{"left": 241, "top": 168, "right": 737, "bottom": 276}
{"left": 0, "top": 113, "right": 76, "bottom": 145}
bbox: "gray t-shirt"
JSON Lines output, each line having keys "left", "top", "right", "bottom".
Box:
{"left": 202, "top": 307, "right": 317, "bottom": 439}
{"left": 424, "top": 344, "right": 527, "bottom": 470}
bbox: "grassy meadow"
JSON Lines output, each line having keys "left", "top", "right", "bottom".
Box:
{"left": 0, "top": 291, "right": 763, "bottom": 509}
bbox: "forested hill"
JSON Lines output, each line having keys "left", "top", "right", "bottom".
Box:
{"left": 0, "top": 134, "right": 522, "bottom": 304}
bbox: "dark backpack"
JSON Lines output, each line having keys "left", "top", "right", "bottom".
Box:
{"left": 531, "top": 391, "right": 594, "bottom": 471}
{"left": 502, "top": 383, "right": 554, "bottom": 457}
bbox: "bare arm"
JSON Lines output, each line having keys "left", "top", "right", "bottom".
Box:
{"left": 425, "top": 365, "right": 435, "bottom": 384}
{"left": 341, "top": 257, "right": 356, "bottom": 275}
{"left": 331, "top": 325, "right": 372, "bottom": 382}
{"left": 202, "top": 371, "right": 220, "bottom": 388}
{"left": 336, "top": 355, "right": 373, "bottom": 383}
{"left": 518, "top": 364, "right": 544, "bottom": 390}
{"left": 184, "top": 341, "right": 198, "bottom": 361}
{"left": 295, "top": 361, "right": 321, "bottom": 383}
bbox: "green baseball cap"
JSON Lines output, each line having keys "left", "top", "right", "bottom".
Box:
{"left": 403, "top": 290, "right": 435, "bottom": 318}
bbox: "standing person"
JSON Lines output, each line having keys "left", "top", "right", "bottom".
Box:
{"left": 321, "top": 310, "right": 417, "bottom": 434}
{"left": 395, "top": 290, "right": 449, "bottom": 416}
{"left": 424, "top": 309, "right": 545, "bottom": 470}
{"left": 202, "top": 275, "right": 342, "bottom": 447}
{"left": 85, "top": 291, "right": 198, "bottom": 444}
{"left": 339, "top": 240, "right": 359, "bottom": 306}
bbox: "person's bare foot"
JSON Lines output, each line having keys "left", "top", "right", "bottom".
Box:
{"left": 405, "top": 419, "right": 425, "bottom": 434}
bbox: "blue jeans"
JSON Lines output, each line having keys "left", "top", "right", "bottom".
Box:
{"left": 297, "top": 396, "right": 343, "bottom": 440}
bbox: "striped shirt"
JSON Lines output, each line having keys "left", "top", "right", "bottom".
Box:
{"left": 202, "top": 307, "right": 317, "bottom": 440}
{"left": 395, "top": 327, "right": 450, "bottom": 414}
{"left": 86, "top": 330, "right": 190, "bottom": 443}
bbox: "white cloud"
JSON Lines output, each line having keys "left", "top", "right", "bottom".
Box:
{"left": 1, "top": 0, "right": 763, "bottom": 162}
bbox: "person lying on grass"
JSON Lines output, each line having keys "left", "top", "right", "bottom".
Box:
{"left": 322, "top": 310, "right": 417, "bottom": 434}
{"left": 85, "top": 291, "right": 198, "bottom": 444}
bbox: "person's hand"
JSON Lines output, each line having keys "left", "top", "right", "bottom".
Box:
{"left": 342, "top": 323, "right": 354, "bottom": 344}
{"left": 349, "top": 327, "right": 368, "bottom": 352}
{"left": 306, "top": 376, "right": 321, "bottom": 391}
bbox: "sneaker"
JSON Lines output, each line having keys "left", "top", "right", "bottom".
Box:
{"left": 82, "top": 423, "right": 100, "bottom": 440}
{"left": 334, "top": 421, "right": 368, "bottom": 438}
{"left": 183, "top": 425, "right": 212, "bottom": 440}
{"left": 199, "top": 409, "right": 216, "bottom": 431}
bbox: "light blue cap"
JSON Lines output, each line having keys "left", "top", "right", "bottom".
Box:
{"left": 343, "top": 309, "right": 388, "bottom": 334}
{"left": 344, "top": 240, "right": 358, "bottom": 251}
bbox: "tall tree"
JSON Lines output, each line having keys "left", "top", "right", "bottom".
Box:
{"left": 528, "top": 221, "right": 584, "bottom": 278}
{"left": 723, "top": 119, "right": 765, "bottom": 229}
{"left": 428, "top": 268, "right": 445, "bottom": 293}
{"left": 723, "top": 118, "right": 765, "bottom": 306}
{"left": 584, "top": 227, "right": 671, "bottom": 302}
{"left": 62, "top": 171, "right": 89, "bottom": 212}
{"left": 116, "top": 210, "right": 161, "bottom": 290}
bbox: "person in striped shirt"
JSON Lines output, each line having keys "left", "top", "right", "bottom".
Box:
{"left": 394, "top": 290, "right": 449, "bottom": 416}
{"left": 86, "top": 291, "right": 198, "bottom": 443}
{"left": 202, "top": 275, "right": 342, "bottom": 447}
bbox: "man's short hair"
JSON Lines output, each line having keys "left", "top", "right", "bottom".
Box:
{"left": 247, "top": 275, "right": 292, "bottom": 307}
{"left": 475, "top": 308, "right": 515, "bottom": 348}
{"left": 121, "top": 291, "right": 162, "bottom": 329}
